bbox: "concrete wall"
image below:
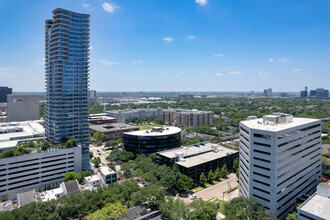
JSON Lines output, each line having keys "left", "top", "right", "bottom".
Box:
{"left": 7, "top": 95, "right": 40, "bottom": 122}
{"left": 0, "top": 146, "right": 81, "bottom": 201}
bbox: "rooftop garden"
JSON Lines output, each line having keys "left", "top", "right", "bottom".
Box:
{"left": 0, "top": 137, "right": 77, "bottom": 159}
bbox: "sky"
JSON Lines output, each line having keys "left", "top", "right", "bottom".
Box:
{"left": 0, "top": 0, "right": 329, "bottom": 92}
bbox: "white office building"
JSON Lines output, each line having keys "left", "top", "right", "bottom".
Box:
{"left": 298, "top": 181, "right": 330, "bottom": 220}
{"left": 239, "top": 113, "right": 322, "bottom": 219}
{"left": 0, "top": 146, "right": 81, "bottom": 201}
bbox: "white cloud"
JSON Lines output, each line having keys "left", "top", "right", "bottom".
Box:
{"left": 214, "top": 54, "right": 224, "bottom": 57}
{"left": 34, "top": 58, "right": 45, "bottom": 65}
{"left": 258, "top": 72, "right": 271, "bottom": 75}
{"left": 186, "top": 35, "right": 196, "bottom": 39}
{"left": 291, "top": 68, "right": 303, "bottom": 72}
{"left": 131, "top": 60, "right": 142, "bottom": 64}
{"left": 228, "top": 70, "right": 243, "bottom": 75}
{"left": 203, "top": 72, "right": 208, "bottom": 74}
{"left": 102, "top": 2, "right": 118, "bottom": 13}
{"left": 161, "top": 73, "right": 167, "bottom": 76}
{"left": 164, "top": 37, "right": 174, "bottom": 42}
{"left": 178, "top": 72, "right": 184, "bottom": 75}
{"left": 278, "top": 57, "right": 290, "bottom": 62}
{"left": 225, "top": 67, "right": 231, "bottom": 70}
{"left": 82, "top": 3, "right": 91, "bottom": 8}
{"left": 89, "top": 46, "right": 94, "bottom": 50}
{"left": 215, "top": 73, "right": 223, "bottom": 76}
{"left": 196, "top": 0, "right": 207, "bottom": 6}
{"left": 268, "top": 57, "right": 290, "bottom": 62}
{"left": 99, "top": 59, "right": 121, "bottom": 65}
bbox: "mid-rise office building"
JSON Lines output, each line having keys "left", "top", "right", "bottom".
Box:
{"left": 104, "top": 107, "right": 158, "bottom": 123}
{"left": 45, "top": 8, "right": 90, "bottom": 169}
{"left": 0, "top": 145, "right": 82, "bottom": 201}
{"left": 7, "top": 94, "right": 40, "bottom": 122}
{"left": 239, "top": 113, "right": 322, "bottom": 219}
{"left": 157, "top": 108, "right": 213, "bottom": 127}
{"left": 89, "top": 123, "right": 139, "bottom": 141}
{"left": 156, "top": 142, "right": 238, "bottom": 183}
{"left": 0, "top": 87, "right": 12, "bottom": 103}
{"left": 88, "top": 90, "right": 96, "bottom": 103}
{"left": 310, "top": 88, "right": 329, "bottom": 99}
{"left": 123, "top": 127, "right": 181, "bottom": 154}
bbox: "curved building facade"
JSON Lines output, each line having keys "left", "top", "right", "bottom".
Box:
{"left": 45, "top": 9, "right": 90, "bottom": 169}
{"left": 123, "top": 127, "right": 181, "bottom": 154}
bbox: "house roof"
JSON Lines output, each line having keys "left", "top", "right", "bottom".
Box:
{"left": 64, "top": 179, "right": 80, "bottom": 194}
{"left": 125, "top": 205, "right": 148, "bottom": 219}
{"left": 17, "top": 190, "right": 36, "bottom": 207}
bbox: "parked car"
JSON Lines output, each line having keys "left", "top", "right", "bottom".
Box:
{"left": 190, "top": 195, "right": 197, "bottom": 200}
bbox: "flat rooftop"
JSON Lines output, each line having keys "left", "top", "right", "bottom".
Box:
{"left": 299, "top": 193, "right": 330, "bottom": 219}
{"left": 124, "top": 126, "right": 181, "bottom": 137}
{"left": 85, "top": 174, "right": 101, "bottom": 182}
{"left": 100, "top": 166, "right": 116, "bottom": 175}
{"left": 241, "top": 117, "right": 320, "bottom": 132}
{"left": 157, "top": 142, "right": 238, "bottom": 168}
{"left": 0, "top": 120, "right": 45, "bottom": 150}
{"left": 89, "top": 123, "right": 138, "bottom": 132}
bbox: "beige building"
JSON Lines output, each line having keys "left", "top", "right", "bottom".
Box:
{"left": 158, "top": 109, "right": 213, "bottom": 127}
{"left": 89, "top": 123, "right": 139, "bottom": 141}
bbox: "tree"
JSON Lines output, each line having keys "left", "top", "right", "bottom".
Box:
{"left": 92, "top": 157, "right": 101, "bottom": 168}
{"left": 88, "top": 202, "right": 127, "bottom": 220}
{"left": 221, "top": 164, "right": 229, "bottom": 178}
{"left": 223, "top": 197, "right": 274, "bottom": 220}
{"left": 233, "top": 158, "right": 239, "bottom": 172}
{"left": 214, "top": 167, "right": 221, "bottom": 181}
{"left": 105, "top": 140, "right": 117, "bottom": 148}
{"left": 106, "top": 149, "right": 134, "bottom": 162}
{"left": 89, "top": 151, "right": 94, "bottom": 159}
{"left": 176, "top": 175, "right": 194, "bottom": 192}
{"left": 207, "top": 170, "right": 214, "bottom": 183}
{"left": 65, "top": 137, "right": 77, "bottom": 148}
{"left": 64, "top": 172, "right": 81, "bottom": 182}
{"left": 41, "top": 140, "right": 51, "bottom": 151}
{"left": 190, "top": 206, "right": 217, "bottom": 220}
{"left": 93, "top": 131, "right": 105, "bottom": 146}
{"left": 200, "top": 173, "right": 207, "bottom": 186}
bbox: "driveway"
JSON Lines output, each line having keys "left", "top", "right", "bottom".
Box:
{"left": 174, "top": 173, "right": 239, "bottom": 204}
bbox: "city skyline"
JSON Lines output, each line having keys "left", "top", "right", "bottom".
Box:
{"left": 0, "top": 0, "right": 330, "bottom": 92}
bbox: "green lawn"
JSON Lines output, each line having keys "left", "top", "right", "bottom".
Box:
{"left": 210, "top": 199, "right": 228, "bottom": 214}
{"left": 137, "top": 124, "right": 162, "bottom": 130}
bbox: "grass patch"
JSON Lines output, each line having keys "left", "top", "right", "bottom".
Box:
{"left": 223, "top": 186, "right": 238, "bottom": 194}
{"left": 137, "top": 124, "right": 162, "bottom": 130}
{"left": 210, "top": 199, "right": 228, "bottom": 214}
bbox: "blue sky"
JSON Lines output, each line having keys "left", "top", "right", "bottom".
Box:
{"left": 0, "top": 0, "right": 329, "bottom": 92}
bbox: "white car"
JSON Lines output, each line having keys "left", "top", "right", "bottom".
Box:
{"left": 190, "top": 195, "right": 197, "bottom": 200}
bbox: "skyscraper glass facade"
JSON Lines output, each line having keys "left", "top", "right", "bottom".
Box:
{"left": 45, "top": 8, "right": 90, "bottom": 169}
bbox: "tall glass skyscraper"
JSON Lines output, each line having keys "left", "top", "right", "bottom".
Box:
{"left": 45, "top": 8, "right": 90, "bottom": 169}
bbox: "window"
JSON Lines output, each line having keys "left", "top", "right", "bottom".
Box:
{"left": 254, "top": 133, "right": 271, "bottom": 140}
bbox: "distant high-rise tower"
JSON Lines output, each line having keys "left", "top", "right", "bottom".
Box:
{"left": 45, "top": 8, "right": 90, "bottom": 169}
{"left": 0, "top": 86, "right": 12, "bottom": 103}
